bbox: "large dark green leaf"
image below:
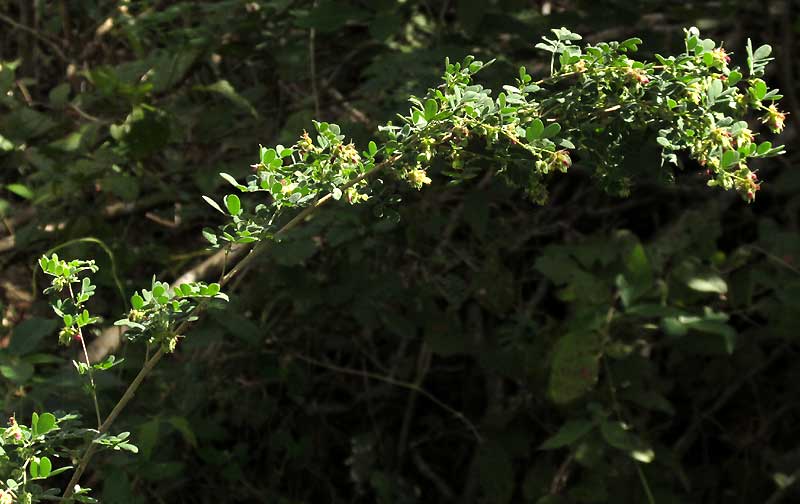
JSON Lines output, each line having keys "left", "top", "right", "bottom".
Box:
{"left": 549, "top": 331, "right": 603, "bottom": 404}
{"left": 8, "top": 318, "right": 57, "bottom": 355}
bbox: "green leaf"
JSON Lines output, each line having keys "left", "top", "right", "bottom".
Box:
{"left": 8, "top": 318, "right": 57, "bottom": 355}
{"left": 661, "top": 317, "right": 687, "bottom": 337}
{"left": 600, "top": 420, "right": 655, "bottom": 461}
{"left": 202, "top": 196, "right": 225, "bottom": 214}
{"left": 0, "top": 360, "right": 34, "bottom": 383}
{"left": 202, "top": 228, "right": 218, "bottom": 246}
{"left": 36, "top": 413, "right": 56, "bottom": 435}
{"left": 224, "top": 194, "right": 241, "bottom": 216}
{"left": 260, "top": 146, "right": 276, "bottom": 164}
{"left": 48, "top": 83, "right": 71, "bottom": 106}
{"left": 131, "top": 293, "right": 145, "bottom": 310}
{"left": 118, "top": 442, "right": 139, "bottom": 453}
{"left": 92, "top": 355, "right": 123, "bottom": 371}
{"left": 686, "top": 320, "right": 737, "bottom": 353}
{"left": 728, "top": 70, "right": 742, "bottom": 86}
{"left": 686, "top": 274, "right": 728, "bottom": 294}
{"left": 38, "top": 456, "right": 52, "bottom": 478}
{"left": 549, "top": 331, "right": 603, "bottom": 404}
{"left": 4, "top": 108, "right": 56, "bottom": 140}
{"left": 152, "top": 285, "right": 166, "bottom": 298}
{"left": 753, "top": 80, "right": 767, "bottom": 100}
{"left": 625, "top": 242, "right": 652, "bottom": 285}
{"left": 542, "top": 123, "right": 562, "bottom": 139}
{"left": 102, "top": 173, "right": 140, "bottom": 201}
{"left": 30, "top": 459, "right": 39, "bottom": 479}
{"left": 424, "top": 99, "right": 438, "bottom": 120}
{"left": 526, "top": 119, "right": 544, "bottom": 141}
{"left": 168, "top": 416, "right": 198, "bottom": 448}
{"left": 535, "top": 42, "right": 556, "bottom": 53}
{"left": 631, "top": 448, "right": 655, "bottom": 463}
{"left": 137, "top": 419, "right": 160, "bottom": 460}
{"left": 6, "top": 183, "right": 33, "bottom": 199}
{"left": 219, "top": 172, "right": 245, "bottom": 190}
{"left": 620, "top": 37, "right": 643, "bottom": 52}
{"left": 194, "top": 80, "right": 258, "bottom": 117}
{"left": 539, "top": 420, "right": 596, "bottom": 449}
{"left": 600, "top": 421, "right": 643, "bottom": 451}
{"left": 148, "top": 48, "right": 200, "bottom": 93}
{"left": 0, "top": 135, "right": 15, "bottom": 152}
{"left": 753, "top": 44, "right": 772, "bottom": 60}
{"left": 368, "top": 141, "right": 378, "bottom": 156}
{"left": 47, "top": 466, "right": 72, "bottom": 478}
{"left": 721, "top": 150, "right": 739, "bottom": 168}
{"left": 708, "top": 79, "right": 723, "bottom": 101}
{"left": 757, "top": 141, "right": 772, "bottom": 155}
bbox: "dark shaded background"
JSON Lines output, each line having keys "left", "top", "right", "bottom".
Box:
{"left": 1, "top": 1, "right": 799, "bottom": 502}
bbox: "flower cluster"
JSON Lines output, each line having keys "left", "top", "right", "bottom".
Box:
{"left": 762, "top": 104, "right": 787, "bottom": 133}
{"left": 207, "top": 27, "right": 785, "bottom": 252}
{"left": 407, "top": 166, "right": 433, "bottom": 189}
{"left": 4, "top": 416, "right": 22, "bottom": 442}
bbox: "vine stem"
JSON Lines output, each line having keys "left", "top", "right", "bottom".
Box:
{"left": 635, "top": 462, "right": 657, "bottom": 504}
{"left": 62, "top": 149, "right": 408, "bottom": 498}
{"left": 67, "top": 283, "right": 102, "bottom": 430}
{"left": 77, "top": 334, "right": 102, "bottom": 430}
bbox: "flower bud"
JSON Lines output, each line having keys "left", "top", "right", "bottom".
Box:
{"left": 408, "top": 167, "right": 432, "bottom": 189}
{"left": 553, "top": 150, "right": 572, "bottom": 172}
{"left": 0, "top": 490, "right": 12, "bottom": 504}
{"left": 712, "top": 47, "right": 730, "bottom": 66}
{"left": 762, "top": 104, "right": 787, "bottom": 133}
{"left": 626, "top": 67, "right": 650, "bottom": 84}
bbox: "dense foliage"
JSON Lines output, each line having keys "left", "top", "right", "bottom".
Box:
{"left": 1, "top": 1, "right": 799, "bottom": 503}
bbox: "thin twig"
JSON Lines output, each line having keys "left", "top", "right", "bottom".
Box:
{"left": 396, "top": 344, "right": 432, "bottom": 467}
{"left": 673, "top": 344, "right": 789, "bottom": 457}
{"left": 413, "top": 449, "right": 455, "bottom": 499}
{"left": 219, "top": 153, "right": 401, "bottom": 286}
{"left": 62, "top": 345, "right": 165, "bottom": 498}
{"left": 549, "top": 454, "right": 574, "bottom": 494}
{"left": 62, "top": 149, "right": 407, "bottom": 497}
{"left": 292, "top": 353, "right": 481, "bottom": 442}
{"left": 747, "top": 245, "right": 800, "bottom": 276}
{"left": 68, "top": 104, "right": 106, "bottom": 124}
{"left": 308, "top": 1, "right": 320, "bottom": 118}
{"left": 0, "top": 12, "right": 67, "bottom": 62}
{"left": 328, "top": 87, "right": 370, "bottom": 125}
{"left": 67, "top": 283, "right": 102, "bottom": 429}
